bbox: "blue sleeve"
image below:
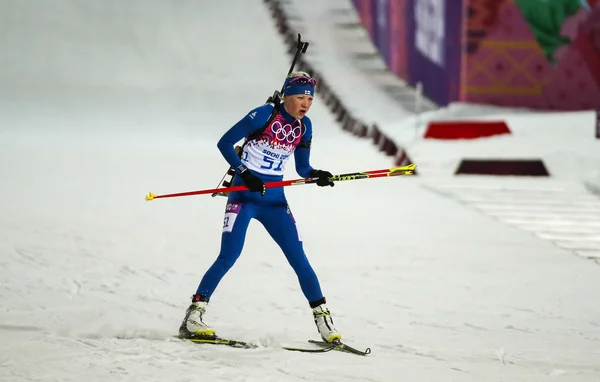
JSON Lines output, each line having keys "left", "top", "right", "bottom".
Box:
{"left": 217, "top": 104, "right": 274, "bottom": 174}
{"left": 294, "top": 116, "right": 315, "bottom": 178}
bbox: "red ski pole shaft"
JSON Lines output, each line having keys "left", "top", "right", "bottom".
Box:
{"left": 145, "top": 164, "right": 416, "bottom": 201}
{"left": 145, "top": 178, "right": 307, "bottom": 201}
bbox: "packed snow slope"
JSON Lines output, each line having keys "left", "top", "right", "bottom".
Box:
{"left": 1, "top": 1, "right": 599, "bottom": 381}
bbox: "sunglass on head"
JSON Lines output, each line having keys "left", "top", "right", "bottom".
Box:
{"left": 289, "top": 76, "right": 317, "bottom": 86}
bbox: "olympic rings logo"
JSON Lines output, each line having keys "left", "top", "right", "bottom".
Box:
{"left": 270, "top": 121, "right": 302, "bottom": 143}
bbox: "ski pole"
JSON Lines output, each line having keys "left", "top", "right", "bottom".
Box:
{"left": 145, "top": 164, "right": 416, "bottom": 201}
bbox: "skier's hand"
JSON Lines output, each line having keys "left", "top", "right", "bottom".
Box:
{"left": 239, "top": 165, "right": 266, "bottom": 195}
{"left": 310, "top": 169, "right": 335, "bottom": 187}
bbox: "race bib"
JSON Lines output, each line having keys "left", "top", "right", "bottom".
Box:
{"left": 223, "top": 202, "right": 242, "bottom": 233}
{"left": 241, "top": 113, "right": 303, "bottom": 176}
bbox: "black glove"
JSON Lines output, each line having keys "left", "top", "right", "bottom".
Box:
{"left": 310, "top": 169, "right": 335, "bottom": 187}
{"left": 238, "top": 165, "right": 266, "bottom": 196}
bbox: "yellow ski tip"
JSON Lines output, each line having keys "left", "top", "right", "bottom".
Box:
{"left": 389, "top": 163, "right": 417, "bottom": 176}
{"left": 145, "top": 192, "right": 156, "bottom": 201}
{"left": 391, "top": 163, "right": 416, "bottom": 172}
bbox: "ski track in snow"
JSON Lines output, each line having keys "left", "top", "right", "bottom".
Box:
{"left": 425, "top": 182, "right": 600, "bottom": 265}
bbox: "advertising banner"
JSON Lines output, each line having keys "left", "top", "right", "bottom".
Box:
{"left": 372, "top": 0, "right": 390, "bottom": 64}
{"left": 387, "top": 0, "right": 408, "bottom": 79}
{"left": 357, "top": 0, "right": 407, "bottom": 79}
{"left": 461, "top": 0, "right": 600, "bottom": 110}
{"left": 404, "top": 0, "right": 463, "bottom": 105}
{"left": 352, "top": 0, "right": 600, "bottom": 110}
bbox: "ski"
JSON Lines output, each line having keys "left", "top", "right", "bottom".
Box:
{"left": 282, "top": 344, "right": 337, "bottom": 353}
{"left": 309, "top": 339, "right": 371, "bottom": 356}
{"left": 178, "top": 335, "right": 334, "bottom": 353}
{"left": 176, "top": 335, "right": 258, "bottom": 349}
{"left": 176, "top": 335, "right": 370, "bottom": 356}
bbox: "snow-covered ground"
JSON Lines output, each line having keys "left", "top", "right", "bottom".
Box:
{"left": 1, "top": 1, "right": 599, "bottom": 381}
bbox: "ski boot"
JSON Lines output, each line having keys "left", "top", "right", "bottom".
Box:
{"left": 179, "top": 299, "right": 216, "bottom": 338}
{"left": 312, "top": 303, "right": 341, "bottom": 343}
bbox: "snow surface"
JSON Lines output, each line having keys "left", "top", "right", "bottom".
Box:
{"left": 1, "top": 1, "right": 600, "bottom": 381}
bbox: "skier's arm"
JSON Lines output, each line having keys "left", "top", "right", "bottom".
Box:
{"left": 217, "top": 105, "right": 273, "bottom": 174}
{"left": 295, "top": 117, "right": 315, "bottom": 178}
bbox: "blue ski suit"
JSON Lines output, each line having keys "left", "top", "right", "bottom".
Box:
{"left": 195, "top": 103, "right": 325, "bottom": 303}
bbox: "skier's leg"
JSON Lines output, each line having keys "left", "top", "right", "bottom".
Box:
{"left": 179, "top": 201, "right": 254, "bottom": 338}
{"left": 257, "top": 203, "right": 341, "bottom": 342}
{"left": 195, "top": 201, "right": 255, "bottom": 299}
{"left": 256, "top": 204, "right": 323, "bottom": 302}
